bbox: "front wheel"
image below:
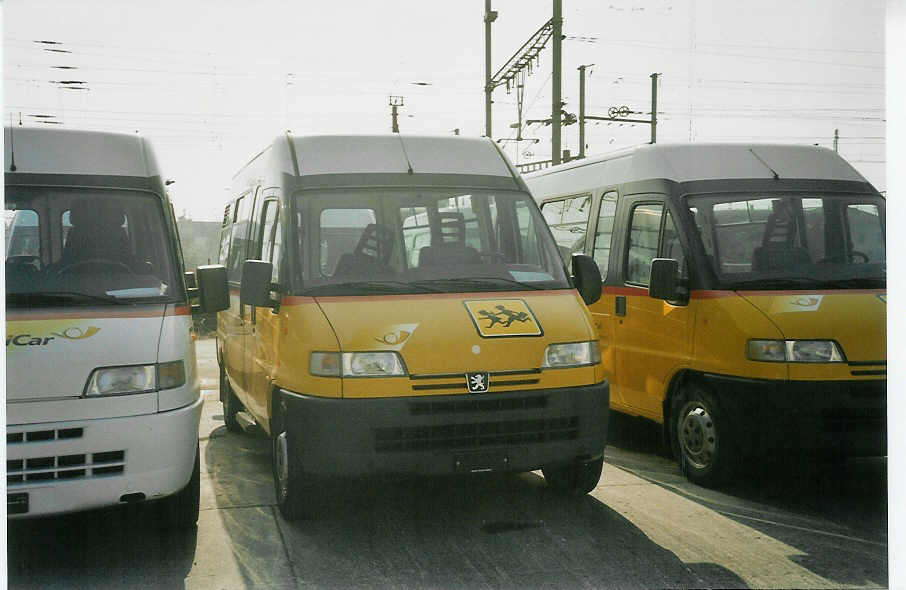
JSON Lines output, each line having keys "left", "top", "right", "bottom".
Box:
{"left": 541, "top": 456, "right": 604, "bottom": 495}
{"left": 156, "top": 444, "right": 200, "bottom": 529}
{"left": 271, "top": 394, "right": 310, "bottom": 521}
{"left": 671, "top": 385, "right": 736, "bottom": 487}
{"left": 220, "top": 363, "right": 243, "bottom": 434}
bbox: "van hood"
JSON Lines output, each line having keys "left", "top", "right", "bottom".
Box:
{"left": 738, "top": 290, "right": 886, "bottom": 362}
{"left": 5, "top": 305, "right": 167, "bottom": 401}
{"left": 315, "top": 290, "right": 595, "bottom": 376}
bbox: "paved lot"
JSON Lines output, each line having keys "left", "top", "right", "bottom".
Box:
{"left": 7, "top": 338, "right": 888, "bottom": 589}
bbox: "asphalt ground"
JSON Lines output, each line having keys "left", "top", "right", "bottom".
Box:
{"left": 6, "top": 337, "right": 888, "bottom": 589}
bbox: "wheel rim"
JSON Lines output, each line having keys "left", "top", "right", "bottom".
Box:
{"left": 274, "top": 432, "right": 289, "bottom": 502}
{"left": 678, "top": 402, "right": 717, "bottom": 470}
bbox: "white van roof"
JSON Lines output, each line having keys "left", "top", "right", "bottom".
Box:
{"left": 290, "top": 134, "right": 515, "bottom": 177}
{"left": 4, "top": 126, "right": 161, "bottom": 177}
{"left": 524, "top": 143, "right": 869, "bottom": 197}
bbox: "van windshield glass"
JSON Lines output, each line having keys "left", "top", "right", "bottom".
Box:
{"left": 685, "top": 192, "right": 885, "bottom": 290}
{"left": 297, "top": 188, "right": 570, "bottom": 296}
{"left": 5, "top": 187, "right": 180, "bottom": 306}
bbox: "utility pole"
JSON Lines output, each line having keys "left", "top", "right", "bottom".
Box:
{"left": 551, "top": 0, "right": 562, "bottom": 165}
{"left": 484, "top": 0, "right": 497, "bottom": 138}
{"left": 389, "top": 95, "right": 404, "bottom": 133}
{"left": 833, "top": 128, "right": 839, "bottom": 152}
{"left": 650, "top": 73, "right": 659, "bottom": 144}
{"left": 578, "top": 64, "right": 590, "bottom": 159}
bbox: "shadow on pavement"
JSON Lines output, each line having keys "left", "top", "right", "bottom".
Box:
{"left": 203, "top": 423, "right": 748, "bottom": 589}
{"left": 604, "top": 409, "right": 888, "bottom": 587}
{"left": 7, "top": 504, "right": 197, "bottom": 590}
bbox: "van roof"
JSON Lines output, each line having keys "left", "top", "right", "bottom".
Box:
{"left": 289, "top": 134, "right": 515, "bottom": 178}
{"left": 4, "top": 126, "right": 161, "bottom": 177}
{"left": 523, "top": 143, "right": 869, "bottom": 196}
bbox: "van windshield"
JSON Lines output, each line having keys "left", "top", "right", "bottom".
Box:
{"left": 297, "top": 188, "right": 571, "bottom": 296}
{"left": 685, "top": 192, "right": 885, "bottom": 290}
{"left": 5, "top": 187, "right": 181, "bottom": 307}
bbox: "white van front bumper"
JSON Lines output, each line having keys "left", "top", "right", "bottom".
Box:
{"left": 7, "top": 397, "right": 202, "bottom": 519}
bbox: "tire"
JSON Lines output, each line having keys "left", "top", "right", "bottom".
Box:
{"left": 220, "top": 362, "right": 243, "bottom": 434}
{"left": 156, "top": 444, "right": 200, "bottom": 529}
{"left": 671, "top": 384, "right": 736, "bottom": 487}
{"left": 271, "top": 393, "right": 309, "bottom": 521}
{"left": 541, "top": 456, "right": 604, "bottom": 495}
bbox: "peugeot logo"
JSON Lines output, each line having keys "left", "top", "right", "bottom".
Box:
{"left": 466, "top": 372, "right": 490, "bottom": 394}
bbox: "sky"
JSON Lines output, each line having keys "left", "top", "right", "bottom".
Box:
{"left": 2, "top": 0, "right": 887, "bottom": 222}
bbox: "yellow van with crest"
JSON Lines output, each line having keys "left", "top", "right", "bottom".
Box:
{"left": 526, "top": 143, "right": 885, "bottom": 486}
{"left": 213, "top": 133, "right": 608, "bottom": 519}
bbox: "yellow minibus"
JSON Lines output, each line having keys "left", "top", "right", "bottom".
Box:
{"left": 526, "top": 143, "right": 885, "bottom": 486}
{"left": 213, "top": 133, "right": 609, "bottom": 519}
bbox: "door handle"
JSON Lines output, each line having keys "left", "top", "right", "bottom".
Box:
{"left": 615, "top": 295, "right": 627, "bottom": 317}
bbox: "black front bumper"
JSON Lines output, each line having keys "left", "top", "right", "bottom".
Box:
{"left": 698, "top": 374, "right": 886, "bottom": 456}
{"left": 280, "top": 381, "right": 609, "bottom": 476}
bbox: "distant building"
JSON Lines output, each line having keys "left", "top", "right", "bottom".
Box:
{"left": 176, "top": 216, "right": 221, "bottom": 272}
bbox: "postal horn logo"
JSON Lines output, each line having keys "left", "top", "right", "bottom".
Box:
{"left": 464, "top": 299, "right": 542, "bottom": 338}
{"left": 53, "top": 326, "right": 101, "bottom": 340}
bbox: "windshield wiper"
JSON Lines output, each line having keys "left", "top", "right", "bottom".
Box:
{"left": 411, "top": 277, "right": 545, "bottom": 292}
{"left": 6, "top": 291, "right": 126, "bottom": 306}
{"left": 726, "top": 277, "right": 828, "bottom": 290}
{"left": 817, "top": 277, "right": 886, "bottom": 289}
{"left": 302, "top": 280, "right": 443, "bottom": 296}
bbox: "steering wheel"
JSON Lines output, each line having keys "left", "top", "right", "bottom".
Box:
{"left": 6, "top": 255, "right": 41, "bottom": 269}
{"left": 480, "top": 251, "right": 507, "bottom": 263}
{"left": 57, "top": 258, "right": 134, "bottom": 275}
{"left": 850, "top": 250, "right": 869, "bottom": 263}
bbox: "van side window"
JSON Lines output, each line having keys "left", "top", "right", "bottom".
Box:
{"left": 661, "top": 209, "right": 687, "bottom": 278}
{"left": 260, "top": 201, "right": 281, "bottom": 282}
{"left": 540, "top": 194, "right": 591, "bottom": 263}
{"left": 227, "top": 194, "right": 253, "bottom": 281}
{"left": 593, "top": 193, "right": 617, "bottom": 278}
{"left": 218, "top": 203, "right": 232, "bottom": 266}
{"left": 625, "top": 203, "right": 663, "bottom": 285}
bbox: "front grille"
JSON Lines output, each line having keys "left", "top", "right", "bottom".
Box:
{"left": 373, "top": 416, "right": 579, "bottom": 453}
{"left": 409, "top": 395, "right": 548, "bottom": 416}
{"left": 7, "top": 450, "right": 126, "bottom": 486}
{"left": 848, "top": 382, "right": 886, "bottom": 398}
{"left": 409, "top": 369, "right": 541, "bottom": 393}
{"left": 820, "top": 408, "right": 885, "bottom": 433}
{"left": 7, "top": 427, "right": 84, "bottom": 444}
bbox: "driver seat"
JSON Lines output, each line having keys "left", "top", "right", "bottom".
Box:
{"left": 60, "top": 202, "right": 130, "bottom": 268}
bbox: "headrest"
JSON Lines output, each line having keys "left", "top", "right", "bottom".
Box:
{"left": 431, "top": 211, "right": 466, "bottom": 246}
{"left": 69, "top": 202, "right": 125, "bottom": 228}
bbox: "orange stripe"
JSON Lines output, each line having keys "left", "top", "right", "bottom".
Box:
{"left": 6, "top": 306, "right": 166, "bottom": 320}
{"left": 309, "top": 289, "right": 576, "bottom": 304}
{"left": 598, "top": 286, "right": 885, "bottom": 300}
{"left": 737, "top": 289, "right": 885, "bottom": 296}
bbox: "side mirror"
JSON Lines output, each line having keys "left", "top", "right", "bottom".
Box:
{"left": 240, "top": 260, "right": 278, "bottom": 308}
{"left": 571, "top": 253, "right": 602, "bottom": 305}
{"left": 195, "top": 264, "right": 229, "bottom": 312}
{"left": 648, "top": 258, "right": 681, "bottom": 301}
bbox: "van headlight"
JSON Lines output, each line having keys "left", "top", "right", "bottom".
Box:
{"left": 747, "top": 339, "right": 844, "bottom": 363}
{"left": 310, "top": 351, "right": 407, "bottom": 377}
{"left": 84, "top": 361, "right": 185, "bottom": 396}
{"left": 541, "top": 341, "right": 601, "bottom": 369}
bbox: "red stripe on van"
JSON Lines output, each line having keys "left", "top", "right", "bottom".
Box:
{"left": 309, "top": 289, "right": 576, "bottom": 304}
{"left": 6, "top": 307, "right": 166, "bottom": 320}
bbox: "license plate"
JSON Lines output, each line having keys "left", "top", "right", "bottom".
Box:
{"left": 454, "top": 452, "right": 509, "bottom": 473}
{"left": 8, "top": 492, "right": 29, "bottom": 515}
